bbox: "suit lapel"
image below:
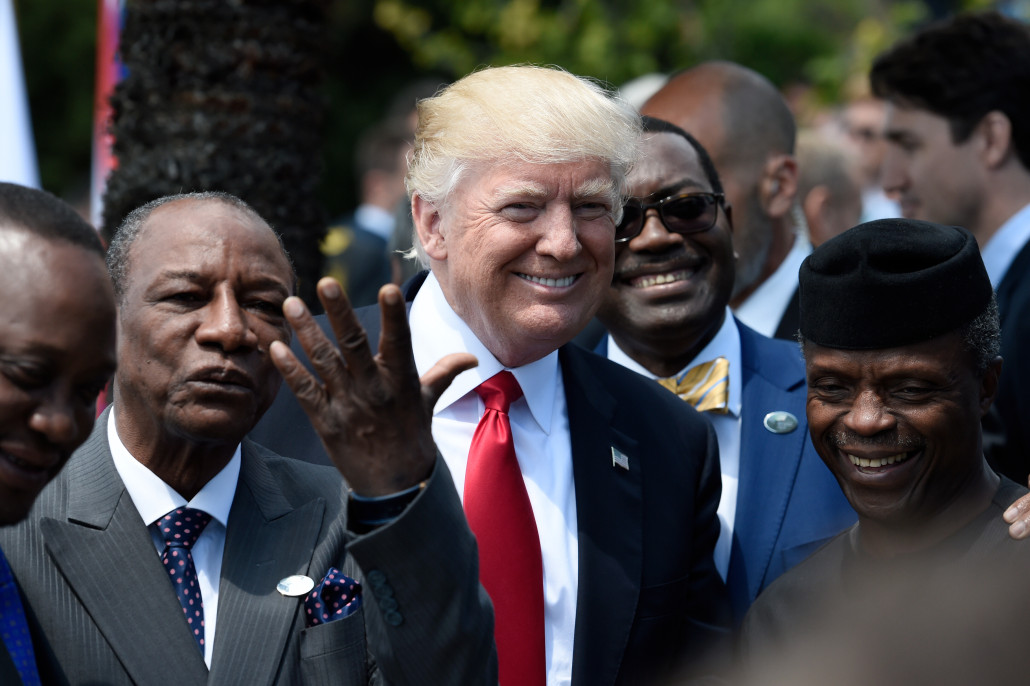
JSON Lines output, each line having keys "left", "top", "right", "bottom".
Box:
{"left": 40, "top": 424, "right": 208, "bottom": 684}
{"left": 727, "top": 325, "right": 808, "bottom": 617}
{"left": 208, "top": 442, "right": 328, "bottom": 686}
{"left": 560, "top": 347, "right": 643, "bottom": 686}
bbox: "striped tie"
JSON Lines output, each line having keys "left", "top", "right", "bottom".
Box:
{"left": 658, "top": 357, "right": 730, "bottom": 413}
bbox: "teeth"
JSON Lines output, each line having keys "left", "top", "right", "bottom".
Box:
{"left": 847, "top": 452, "right": 910, "bottom": 468}
{"left": 518, "top": 273, "right": 575, "bottom": 287}
{"left": 633, "top": 269, "right": 691, "bottom": 288}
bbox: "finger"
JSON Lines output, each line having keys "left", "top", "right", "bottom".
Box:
{"left": 1004, "top": 491, "right": 1030, "bottom": 538}
{"left": 281, "top": 295, "right": 346, "bottom": 392}
{"left": 318, "top": 277, "right": 377, "bottom": 382}
{"left": 420, "top": 353, "right": 479, "bottom": 409}
{"left": 375, "top": 283, "right": 419, "bottom": 377}
{"left": 270, "top": 340, "right": 327, "bottom": 423}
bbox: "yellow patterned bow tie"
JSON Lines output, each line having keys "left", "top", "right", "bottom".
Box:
{"left": 657, "top": 357, "right": 730, "bottom": 414}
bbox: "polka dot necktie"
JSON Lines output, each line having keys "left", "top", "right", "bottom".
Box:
{"left": 155, "top": 508, "right": 212, "bottom": 655}
{"left": 0, "top": 546, "right": 40, "bottom": 686}
{"left": 303, "top": 567, "right": 362, "bottom": 626}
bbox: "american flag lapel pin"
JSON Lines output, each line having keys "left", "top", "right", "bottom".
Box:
{"left": 611, "top": 447, "right": 630, "bottom": 471}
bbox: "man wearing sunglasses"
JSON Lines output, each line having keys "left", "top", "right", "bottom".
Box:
{"left": 595, "top": 117, "right": 856, "bottom": 623}
{"left": 642, "top": 62, "right": 806, "bottom": 342}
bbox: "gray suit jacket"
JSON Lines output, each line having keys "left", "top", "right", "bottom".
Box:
{"left": 0, "top": 409, "right": 496, "bottom": 685}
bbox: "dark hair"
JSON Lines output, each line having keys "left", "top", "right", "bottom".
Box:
{"left": 107, "top": 191, "right": 294, "bottom": 300}
{"left": 640, "top": 115, "right": 726, "bottom": 196}
{"left": 0, "top": 182, "right": 104, "bottom": 255}
{"left": 871, "top": 11, "right": 1030, "bottom": 170}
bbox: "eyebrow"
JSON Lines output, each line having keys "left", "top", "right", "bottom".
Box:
{"left": 636, "top": 177, "right": 709, "bottom": 202}
{"left": 155, "top": 269, "right": 291, "bottom": 297}
{"left": 492, "top": 177, "right": 618, "bottom": 202}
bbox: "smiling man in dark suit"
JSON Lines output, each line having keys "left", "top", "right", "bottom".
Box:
{"left": 0, "top": 191, "right": 496, "bottom": 685}
{"left": 593, "top": 117, "right": 855, "bottom": 623}
{"left": 254, "top": 65, "right": 730, "bottom": 686}
{"left": 0, "top": 183, "right": 118, "bottom": 686}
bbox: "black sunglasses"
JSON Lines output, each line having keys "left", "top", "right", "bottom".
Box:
{"left": 615, "top": 191, "right": 727, "bottom": 243}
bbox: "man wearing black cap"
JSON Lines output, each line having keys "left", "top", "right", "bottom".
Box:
{"left": 740, "top": 218, "right": 1027, "bottom": 648}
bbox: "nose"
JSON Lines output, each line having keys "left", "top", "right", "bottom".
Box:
{"left": 536, "top": 206, "right": 582, "bottom": 261}
{"left": 195, "top": 287, "right": 260, "bottom": 351}
{"left": 628, "top": 209, "right": 683, "bottom": 253}
{"left": 28, "top": 392, "right": 82, "bottom": 447}
{"left": 879, "top": 146, "right": 907, "bottom": 195}
{"left": 842, "top": 389, "right": 896, "bottom": 436}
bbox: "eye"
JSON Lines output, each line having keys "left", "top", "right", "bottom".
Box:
{"left": 499, "top": 203, "right": 540, "bottom": 222}
{"left": 163, "top": 291, "right": 205, "bottom": 307}
{"left": 810, "top": 379, "right": 851, "bottom": 401}
{"left": 245, "top": 299, "right": 285, "bottom": 317}
{"left": 1, "top": 361, "right": 50, "bottom": 391}
{"left": 574, "top": 201, "right": 612, "bottom": 221}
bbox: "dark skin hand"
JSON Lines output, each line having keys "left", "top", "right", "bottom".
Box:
{"left": 270, "top": 278, "right": 477, "bottom": 497}
{"left": 1003, "top": 480, "right": 1030, "bottom": 539}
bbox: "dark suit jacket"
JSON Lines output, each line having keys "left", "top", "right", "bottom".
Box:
{"left": 251, "top": 274, "right": 731, "bottom": 686}
{"left": 0, "top": 409, "right": 496, "bottom": 686}
{"left": 986, "top": 240, "right": 1030, "bottom": 484}
{"left": 322, "top": 215, "right": 393, "bottom": 309}
{"left": 596, "top": 322, "right": 856, "bottom": 622}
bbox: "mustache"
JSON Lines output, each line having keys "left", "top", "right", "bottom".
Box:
{"left": 828, "top": 430, "right": 925, "bottom": 453}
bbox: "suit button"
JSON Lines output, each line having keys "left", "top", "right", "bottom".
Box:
{"left": 383, "top": 609, "right": 403, "bottom": 626}
{"left": 366, "top": 570, "right": 387, "bottom": 588}
{"left": 378, "top": 597, "right": 399, "bottom": 612}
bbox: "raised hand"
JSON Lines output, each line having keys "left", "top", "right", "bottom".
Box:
{"left": 270, "top": 278, "right": 476, "bottom": 496}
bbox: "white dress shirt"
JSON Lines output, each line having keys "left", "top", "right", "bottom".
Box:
{"left": 981, "top": 202, "right": 1030, "bottom": 288}
{"left": 607, "top": 309, "right": 742, "bottom": 579}
{"left": 733, "top": 235, "right": 811, "bottom": 338}
{"left": 108, "top": 410, "right": 241, "bottom": 668}
{"left": 409, "top": 272, "right": 578, "bottom": 686}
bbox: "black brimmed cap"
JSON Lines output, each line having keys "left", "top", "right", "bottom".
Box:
{"left": 799, "top": 219, "right": 992, "bottom": 349}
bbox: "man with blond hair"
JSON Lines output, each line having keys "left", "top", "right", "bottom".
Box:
{"left": 255, "top": 65, "right": 729, "bottom": 686}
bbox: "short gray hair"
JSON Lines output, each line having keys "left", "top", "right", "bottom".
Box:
{"left": 107, "top": 191, "right": 294, "bottom": 301}
{"left": 405, "top": 64, "right": 641, "bottom": 265}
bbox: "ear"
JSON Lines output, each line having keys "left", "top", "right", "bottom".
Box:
{"left": 411, "top": 193, "right": 446, "bottom": 261}
{"left": 977, "top": 111, "right": 1014, "bottom": 170}
{"left": 979, "top": 356, "right": 1004, "bottom": 417}
{"left": 802, "top": 185, "right": 831, "bottom": 245}
{"left": 759, "top": 154, "right": 799, "bottom": 219}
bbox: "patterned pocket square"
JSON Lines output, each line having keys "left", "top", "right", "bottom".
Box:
{"left": 304, "top": 567, "right": 362, "bottom": 626}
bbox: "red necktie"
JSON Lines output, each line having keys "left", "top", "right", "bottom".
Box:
{"left": 464, "top": 371, "right": 545, "bottom": 686}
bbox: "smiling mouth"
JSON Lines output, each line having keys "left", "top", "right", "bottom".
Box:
{"left": 517, "top": 273, "right": 577, "bottom": 288}
{"left": 627, "top": 268, "right": 695, "bottom": 288}
{"left": 847, "top": 451, "right": 916, "bottom": 469}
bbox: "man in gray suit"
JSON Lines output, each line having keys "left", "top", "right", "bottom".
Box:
{"left": 0, "top": 191, "right": 496, "bottom": 685}
{"left": 0, "top": 182, "right": 118, "bottom": 686}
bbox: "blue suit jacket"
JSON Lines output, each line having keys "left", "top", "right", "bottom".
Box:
{"left": 597, "top": 320, "right": 856, "bottom": 621}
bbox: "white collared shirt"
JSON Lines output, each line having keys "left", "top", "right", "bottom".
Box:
{"left": 108, "top": 410, "right": 241, "bottom": 669}
{"left": 733, "top": 235, "right": 811, "bottom": 338}
{"left": 607, "top": 310, "right": 742, "bottom": 580}
{"left": 981, "top": 202, "right": 1030, "bottom": 288}
{"left": 410, "top": 272, "right": 577, "bottom": 686}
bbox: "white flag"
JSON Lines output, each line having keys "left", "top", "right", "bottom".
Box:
{"left": 0, "top": 0, "right": 39, "bottom": 188}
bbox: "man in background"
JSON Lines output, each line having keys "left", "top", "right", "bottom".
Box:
{"left": 871, "top": 11, "right": 1030, "bottom": 484}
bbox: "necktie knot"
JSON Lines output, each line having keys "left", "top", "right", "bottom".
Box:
{"left": 475, "top": 371, "right": 523, "bottom": 414}
{"left": 658, "top": 356, "right": 730, "bottom": 414}
{"left": 157, "top": 508, "right": 212, "bottom": 550}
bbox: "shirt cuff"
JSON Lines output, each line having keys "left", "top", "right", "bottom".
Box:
{"left": 347, "top": 481, "right": 426, "bottom": 534}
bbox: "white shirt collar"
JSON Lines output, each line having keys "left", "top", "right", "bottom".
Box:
{"left": 732, "top": 235, "right": 811, "bottom": 338}
{"left": 981, "top": 202, "right": 1030, "bottom": 288}
{"left": 607, "top": 307, "right": 742, "bottom": 417}
{"left": 107, "top": 410, "right": 240, "bottom": 528}
{"left": 409, "top": 271, "right": 560, "bottom": 434}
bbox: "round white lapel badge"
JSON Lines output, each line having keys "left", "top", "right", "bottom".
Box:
{"left": 763, "top": 411, "right": 798, "bottom": 434}
{"left": 277, "top": 575, "right": 315, "bottom": 597}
